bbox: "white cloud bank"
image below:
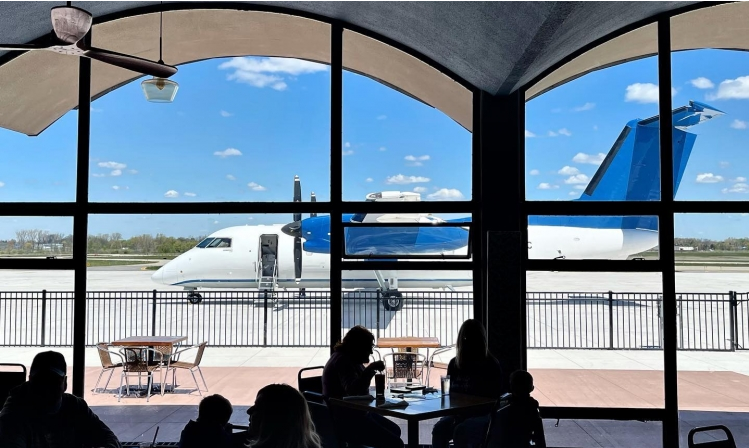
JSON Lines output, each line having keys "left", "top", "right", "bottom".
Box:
{"left": 218, "top": 57, "right": 327, "bottom": 91}
{"left": 214, "top": 148, "right": 242, "bottom": 158}
{"left": 248, "top": 182, "right": 267, "bottom": 191}
{"left": 625, "top": 83, "right": 676, "bottom": 103}
{"left": 164, "top": 190, "right": 179, "bottom": 198}
{"left": 690, "top": 77, "right": 714, "bottom": 89}
{"left": 427, "top": 188, "right": 464, "bottom": 200}
{"left": 696, "top": 173, "right": 724, "bottom": 183}
{"left": 386, "top": 174, "right": 431, "bottom": 185}
{"left": 572, "top": 152, "right": 606, "bottom": 165}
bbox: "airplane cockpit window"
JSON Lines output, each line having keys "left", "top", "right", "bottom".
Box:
{"left": 207, "top": 238, "right": 232, "bottom": 248}
{"left": 196, "top": 238, "right": 214, "bottom": 248}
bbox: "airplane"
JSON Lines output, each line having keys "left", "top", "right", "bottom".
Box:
{"left": 151, "top": 100, "right": 722, "bottom": 310}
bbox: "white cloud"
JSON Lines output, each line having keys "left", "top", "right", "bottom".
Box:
{"left": 548, "top": 130, "right": 558, "bottom": 137}
{"left": 164, "top": 190, "right": 179, "bottom": 198}
{"left": 184, "top": 192, "right": 197, "bottom": 197}
{"left": 572, "top": 152, "right": 606, "bottom": 165}
{"left": 413, "top": 186, "right": 428, "bottom": 193}
{"left": 112, "top": 185, "right": 120, "bottom": 190}
{"left": 537, "top": 183, "right": 559, "bottom": 190}
{"left": 564, "top": 174, "right": 590, "bottom": 185}
{"left": 720, "top": 161, "right": 730, "bottom": 168}
{"left": 573, "top": 102, "right": 595, "bottom": 112}
{"left": 733, "top": 177, "right": 747, "bottom": 183}
{"left": 696, "top": 173, "right": 725, "bottom": 183}
{"left": 377, "top": 115, "right": 387, "bottom": 120}
{"left": 529, "top": 169, "right": 540, "bottom": 176}
{"left": 128, "top": 169, "right": 138, "bottom": 175}
{"left": 574, "top": 185, "right": 586, "bottom": 190}
{"left": 710, "top": 76, "right": 749, "bottom": 100}
{"left": 722, "top": 183, "right": 749, "bottom": 194}
{"left": 569, "top": 191, "right": 578, "bottom": 196}
{"left": 731, "top": 119, "right": 748, "bottom": 129}
{"left": 427, "top": 188, "right": 464, "bottom": 200}
{"left": 345, "top": 142, "right": 351, "bottom": 148}
{"left": 110, "top": 170, "right": 122, "bottom": 176}
{"left": 342, "top": 150, "right": 355, "bottom": 156}
{"left": 226, "top": 174, "right": 236, "bottom": 181}
{"left": 625, "top": 83, "right": 676, "bottom": 103}
{"left": 214, "top": 148, "right": 242, "bottom": 158}
{"left": 0, "top": 181, "right": 4, "bottom": 187}
{"left": 525, "top": 130, "right": 536, "bottom": 138}
{"left": 405, "top": 155, "right": 430, "bottom": 166}
{"left": 213, "top": 220, "right": 220, "bottom": 224}
{"left": 386, "top": 174, "right": 431, "bottom": 185}
{"left": 90, "top": 106, "right": 103, "bottom": 113}
{"left": 379, "top": 147, "right": 387, "bottom": 151}
{"left": 558, "top": 128, "right": 572, "bottom": 137}
{"left": 558, "top": 166, "right": 580, "bottom": 175}
{"left": 365, "top": 177, "right": 373, "bottom": 183}
{"left": 218, "top": 57, "right": 327, "bottom": 91}
{"left": 690, "top": 77, "right": 714, "bottom": 89}
{"left": 248, "top": 182, "right": 267, "bottom": 191}
{"left": 220, "top": 110, "right": 233, "bottom": 117}
{"left": 98, "top": 161, "right": 126, "bottom": 170}
{"left": 92, "top": 173, "right": 106, "bottom": 178}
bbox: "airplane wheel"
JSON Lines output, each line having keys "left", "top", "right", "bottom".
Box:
{"left": 187, "top": 293, "right": 202, "bottom": 304}
{"left": 381, "top": 292, "right": 403, "bottom": 311}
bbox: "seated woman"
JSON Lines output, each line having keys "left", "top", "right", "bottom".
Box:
{"left": 247, "top": 383, "right": 321, "bottom": 448}
{"left": 322, "top": 325, "right": 404, "bottom": 448}
{"left": 432, "top": 319, "right": 504, "bottom": 448}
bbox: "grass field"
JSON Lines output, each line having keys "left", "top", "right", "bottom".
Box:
{"left": 86, "top": 259, "right": 159, "bottom": 267}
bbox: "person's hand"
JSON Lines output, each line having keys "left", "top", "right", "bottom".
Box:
{"left": 368, "top": 360, "right": 385, "bottom": 372}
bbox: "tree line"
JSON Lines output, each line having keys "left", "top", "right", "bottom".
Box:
{"left": 673, "top": 237, "right": 749, "bottom": 252}
{"left": 0, "top": 229, "right": 202, "bottom": 255}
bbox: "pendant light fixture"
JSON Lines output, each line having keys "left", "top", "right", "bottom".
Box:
{"left": 141, "top": 3, "right": 178, "bottom": 103}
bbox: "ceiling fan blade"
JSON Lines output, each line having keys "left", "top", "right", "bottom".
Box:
{"left": 83, "top": 47, "right": 177, "bottom": 78}
{"left": 0, "top": 44, "right": 46, "bottom": 51}
{"left": 51, "top": 6, "right": 92, "bottom": 44}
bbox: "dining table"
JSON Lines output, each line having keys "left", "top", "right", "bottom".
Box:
{"left": 110, "top": 336, "right": 188, "bottom": 395}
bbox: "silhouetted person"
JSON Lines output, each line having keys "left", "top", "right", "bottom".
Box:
{"left": 246, "top": 384, "right": 321, "bottom": 448}
{"left": 322, "top": 326, "right": 403, "bottom": 448}
{"left": 179, "top": 394, "right": 237, "bottom": 448}
{"left": 432, "top": 319, "right": 503, "bottom": 448}
{"left": 487, "top": 370, "right": 545, "bottom": 448}
{"left": 0, "top": 351, "right": 121, "bottom": 448}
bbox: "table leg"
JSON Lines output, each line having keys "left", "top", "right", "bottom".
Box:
{"left": 407, "top": 419, "right": 419, "bottom": 448}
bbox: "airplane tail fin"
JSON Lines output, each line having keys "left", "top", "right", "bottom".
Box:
{"left": 578, "top": 101, "right": 723, "bottom": 203}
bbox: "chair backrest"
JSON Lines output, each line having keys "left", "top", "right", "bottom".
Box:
{"left": 0, "top": 364, "right": 26, "bottom": 409}
{"left": 484, "top": 399, "right": 544, "bottom": 448}
{"left": 193, "top": 342, "right": 208, "bottom": 366}
{"left": 383, "top": 352, "right": 426, "bottom": 383}
{"left": 298, "top": 366, "right": 324, "bottom": 396}
{"left": 120, "top": 346, "right": 162, "bottom": 372}
{"left": 152, "top": 344, "right": 174, "bottom": 363}
{"left": 97, "top": 342, "right": 116, "bottom": 368}
{"left": 688, "top": 426, "right": 736, "bottom": 448}
{"left": 303, "top": 393, "right": 339, "bottom": 448}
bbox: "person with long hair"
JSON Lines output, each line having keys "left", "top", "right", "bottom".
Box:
{"left": 246, "top": 384, "right": 321, "bottom": 448}
{"left": 431, "top": 319, "right": 504, "bottom": 448}
{"left": 322, "top": 325, "right": 404, "bottom": 448}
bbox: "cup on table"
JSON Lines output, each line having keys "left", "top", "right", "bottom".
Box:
{"left": 440, "top": 375, "right": 450, "bottom": 396}
{"left": 375, "top": 372, "right": 386, "bottom": 398}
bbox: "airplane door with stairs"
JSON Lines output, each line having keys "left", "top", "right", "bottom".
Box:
{"left": 258, "top": 235, "right": 278, "bottom": 292}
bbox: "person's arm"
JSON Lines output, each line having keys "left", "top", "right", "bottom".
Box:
{"left": 79, "top": 399, "right": 121, "bottom": 448}
{"left": 0, "top": 418, "right": 26, "bottom": 448}
{"left": 532, "top": 408, "right": 546, "bottom": 448}
{"left": 338, "top": 360, "right": 376, "bottom": 396}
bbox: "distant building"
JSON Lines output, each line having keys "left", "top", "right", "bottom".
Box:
{"left": 674, "top": 246, "right": 695, "bottom": 251}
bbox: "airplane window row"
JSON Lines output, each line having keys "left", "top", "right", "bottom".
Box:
{"left": 196, "top": 237, "right": 232, "bottom": 248}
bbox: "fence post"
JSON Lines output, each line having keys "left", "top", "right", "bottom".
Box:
{"left": 376, "top": 290, "right": 381, "bottom": 339}
{"left": 263, "top": 292, "right": 269, "bottom": 347}
{"left": 608, "top": 290, "right": 614, "bottom": 350}
{"left": 151, "top": 290, "right": 157, "bottom": 337}
{"left": 40, "top": 289, "right": 47, "bottom": 347}
{"left": 730, "top": 291, "right": 737, "bottom": 352}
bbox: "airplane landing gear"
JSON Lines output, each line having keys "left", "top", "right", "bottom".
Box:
{"left": 187, "top": 292, "right": 203, "bottom": 304}
{"left": 381, "top": 291, "right": 403, "bottom": 311}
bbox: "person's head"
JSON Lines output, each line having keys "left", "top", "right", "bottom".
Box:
{"left": 198, "top": 394, "right": 233, "bottom": 428}
{"left": 28, "top": 351, "right": 67, "bottom": 413}
{"left": 509, "top": 370, "right": 534, "bottom": 397}
{"left": 247, "top": 384, "right": 321, "bottom": 448}
{"left": 334, "top": 326, "right": 375, "bottom": 363}
{"left": 455, "top": 319, "right": 489, "bottom": 369}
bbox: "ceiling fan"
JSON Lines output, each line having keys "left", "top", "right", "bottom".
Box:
{"left": 0, "top": 5, "right": 177, "bottom": 78}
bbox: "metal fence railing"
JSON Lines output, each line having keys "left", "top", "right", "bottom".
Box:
{"left": 0, "top": 289, "right": 746, "bottom": 351}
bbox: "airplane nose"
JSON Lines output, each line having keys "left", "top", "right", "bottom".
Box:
{"left": 151, "top": 264, "right": 179, "bottom": 286}
{"left": 151, "top": 266, "right": 165, "bottom": 284}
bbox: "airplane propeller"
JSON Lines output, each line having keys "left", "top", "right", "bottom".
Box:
{"left": 292, "top": 176, "right": 303, "bottom": 282}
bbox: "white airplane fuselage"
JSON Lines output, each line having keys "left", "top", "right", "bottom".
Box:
{"left": 151, "top": 224, "right": 658, "bottom": 290}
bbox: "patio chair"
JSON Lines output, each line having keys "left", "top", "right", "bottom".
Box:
{"left": 426, "top": 344, "right": 455, "bottom": 385}
{"left": 298, "top": 366, "right": 324, "bottom": 402}
{"left": 94, "top": 342, "right": 124, "bottom": 393}
{"left": 118, "top": 346, "right": 164, "bottom": 402}
{"left": 166, "top": 341, "right": 208, "bottom": 396}
{"left": 688, "top": 425, "right": 736, "bottom": 448}
{"left": 152, "top": 343, "right": 177, "bottom": 396}
{"left": 0, "top": 364, "right": 26, "bottom": 407}
{"left": 383, "top": 352, "right": 426, "bottom": 387}
{"left": 303, "top": 391, "right": 340, "bottom": 448}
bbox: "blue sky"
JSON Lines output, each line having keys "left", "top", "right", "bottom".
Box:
{"left": 0, "top": 50, "right": 748, "bottom": 239}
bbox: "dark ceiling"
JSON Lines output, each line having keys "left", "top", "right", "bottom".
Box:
{"left": 0, "top": 1, "right": 703, "bottom": 94}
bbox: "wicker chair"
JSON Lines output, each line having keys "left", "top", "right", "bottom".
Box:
{"left": 166, "top": 341, "right": 208, "bottom": 396}
{"left": 383, "top": 352, "right": 426, "bottom": 387}
{"left": 117, "top": 346, "right": 164, "bottom": 402}
{"left": 94, "top": 342, "right": 124, "bottom": 393}
{"left": 152, "top": 343, "right": 177, "bottom": 396}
